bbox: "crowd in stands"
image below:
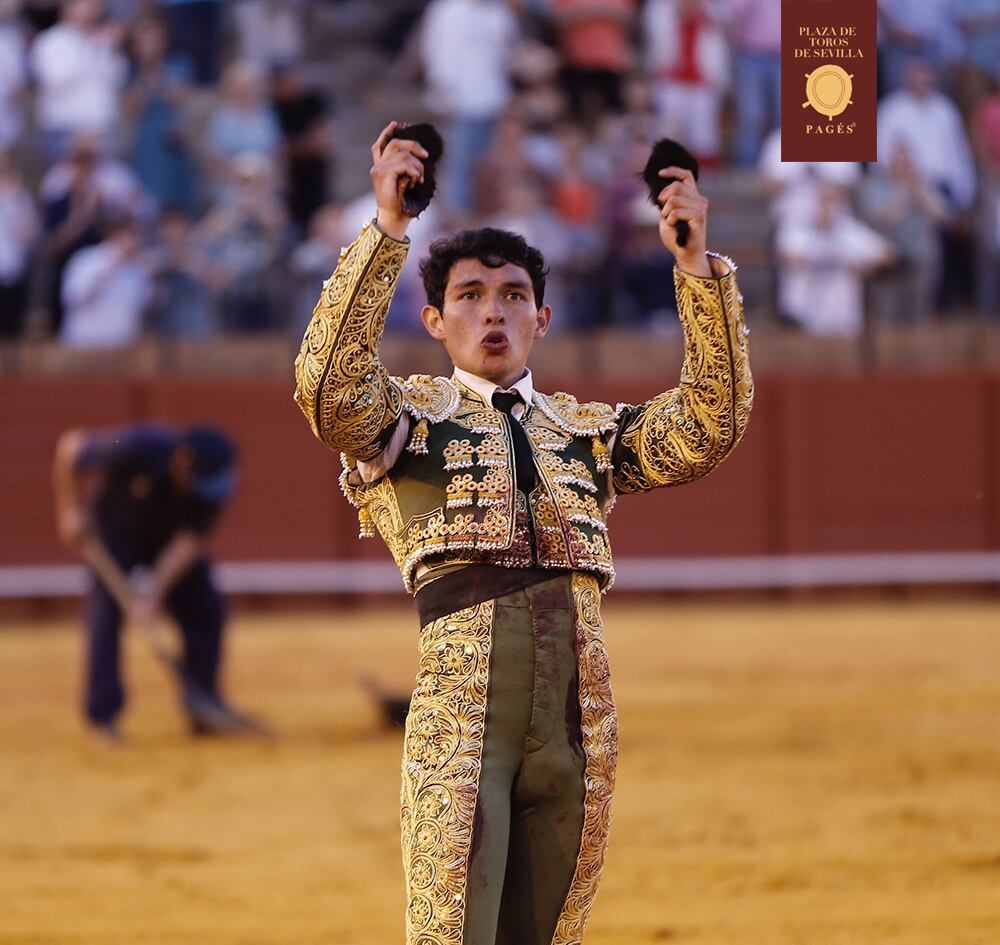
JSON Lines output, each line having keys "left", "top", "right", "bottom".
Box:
{"left": 0, "top": 0, "right": 998, "bottom": 348}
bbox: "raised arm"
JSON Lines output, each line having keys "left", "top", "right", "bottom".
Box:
{"left": 611, "top": 162, "right": 753, "bottom": 494}
{"left": 293, "top": 122, "right": 428, "bottom": 460}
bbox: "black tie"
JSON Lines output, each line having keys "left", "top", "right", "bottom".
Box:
{"left": 492, "top": 390, "right": 537, "bottom": 493}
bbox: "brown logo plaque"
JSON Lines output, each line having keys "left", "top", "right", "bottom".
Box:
{"left": 781, "top": 0, "right": 877, "bottom": 162}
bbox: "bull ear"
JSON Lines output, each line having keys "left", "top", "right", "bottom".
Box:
{"left": 388, "top": 122, "right": 445, "bottom": 217}
{"left": 641, "top": 138, "right": 700, "bottom": 207}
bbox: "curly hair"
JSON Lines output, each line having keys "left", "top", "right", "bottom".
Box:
{"left": 419, "top": 228, "right": 548, "bottom": 311}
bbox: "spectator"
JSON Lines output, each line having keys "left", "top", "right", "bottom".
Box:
{"left": 30, "top": 0, "right": 128, "bottom": 161}
{"left": 953, "top": 1, "right": 1000, "bottom": 85}
{"left": 758, "top": 127, "right": 861, "bottom": 223}
{"left": 858, "top": 143, "right": 947, "bottom": 323}
{"left": 41, "top": 133, "right": 149, "bottom": 332}
{"left": 272, "top": 62, "right": 332, "bottom": 231}
{"left": 472, "top": 110, "right": 535, "bottom": 217}
{"left": 197, "top": 153, "right": 288, "bottom": 332}
{"left": 643, "top": 0, "right": 729, "bottom": 169}
{"left": 289, "top": 201, "right": 343, "bottom": 335}
{"left": 549, "top": 0, "right": 638, "bottom": 129}
{"left": 124, "top": 16, "right": 199, "bottom": 214}
{"left": 0, "top": 0, "right": 28, "bottom": 154}
{"left": 232, "top": 0, "right": 306, "bottom": 71}
{"left": 203, "top": 60, "right": 282, "bottom": 197}
{"left": 160, "top": 0, "right": 223, "bottom": 86}
{"left": 419, "top": 0, "right": 520, "bottom": 215}
{"left": 60, "top": 216, "right": 153, "bottom": 348}
{"left": 776, "top": 180, "right": 895, "bottom": 336}
{"left": 878, "top": 57, "right": 977, "bottom": 306}
{"left": 612, "top": 192, "right": 678, "bottom": 329}
{"left": 719, "top": 0, "right": 780, "bottom": 168}
{"left": 971, "top": 77, "right": 1000, "bottom": 314}
{"left": 0, "top": 151, "right": 39, "bottom": 338}
{"left": 147, "top": 207, "right": 217, "bottom": 337}
{"left": 877, "top": 0, "right": 962, "bottom": 95}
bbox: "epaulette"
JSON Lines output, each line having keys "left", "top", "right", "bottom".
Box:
{"left": 533, "top": 391, "right": 620, "bottom": 437}
{"left": 397, "top": 374, "right": 463, "bottom": 423}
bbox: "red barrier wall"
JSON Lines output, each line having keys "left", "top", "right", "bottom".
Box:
{"left": 2, "top": 375, "right": 998, "bottom": 568}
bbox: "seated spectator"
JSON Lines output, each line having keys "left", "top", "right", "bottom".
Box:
{"left": 758, "top": 126, "right": 861, "bottom": 223}
{"left": 858, "top": 144, "right": 947, "bottom": 323}
{"left": 196, "top": 153, "right": 288, "bottom": 333}
{"left": 41, "top": 133, "right": 150, "bottom": 333}
{"left": 0, "top": 0, "right": 28, "bottom": 154}
{"left": 203, "top": 61, "right": 282, "bottom": 198}
{"left": 776, "top": 181, "right": 895, "bottom": 336}
{"left": 643, "top": 0, "right": 729, "bottom": 169}
{"left": 30, "top": 0, "right": 128, "bottom": 161}
{"left": 60, "top": 216, "right": 153, "bottom": 348}
{"left": 161, "top": 0, "right": 223, "bottom": 86}
{"left": 0, "top": 151, "right": 40, "bottom": 338}
{"left": 549, "top": 0, "right": 638, "bottom": 129}
{"left": 272, "top": 62, "right": 332, "bottom": 231}
{"left": 953, "top": 1, "right": 1000, "bottom": 86}
{"left": 146, "top": 207, "right": 217, "bottom": 338}
{"left": 124, "top": 16, "right": 199, "bottom": 215}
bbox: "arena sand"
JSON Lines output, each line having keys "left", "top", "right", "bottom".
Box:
{"left": 1, "top": 599, "right": 998, "bottom": 945}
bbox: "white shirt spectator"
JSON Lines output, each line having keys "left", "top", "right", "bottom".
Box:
{"left": 0, "top": 182, "right": 39, "bottom": 284}
{"left": 758, "top": 128, "right": 861, "bottom": 222}
{"left": 0, "top": 19, "right": 28, "bottom": 150}
{"left": 420, "top": 0, "right": 519, "bottom": 119}
{"left": 776, "top": 202, "right": 894, "bottom": 336}
{"left": 30, "top": 20, "right": 127, "bottom": 135}
{"left": 60, "top": 241, "right": 153, "bottom": 348}
{"left": 877, "top": 88, "right": 977, "bottom": 213}
{"left": 41, "top": 155, "right": 152, "bottom": 222}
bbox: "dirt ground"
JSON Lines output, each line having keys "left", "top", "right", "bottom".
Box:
{"left": 1, "top": 598, "right": 998, "bottom": 945}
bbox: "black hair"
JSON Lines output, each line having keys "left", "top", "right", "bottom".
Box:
{"left": 419, "top": 228, "right": 548, "bottom": 311}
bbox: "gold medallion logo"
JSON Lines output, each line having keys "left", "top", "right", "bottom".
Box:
{"left": 802, "top": 64, "right": 854, "bottom": 120}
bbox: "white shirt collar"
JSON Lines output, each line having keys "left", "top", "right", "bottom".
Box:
{"left": 453, "top": 366, "right": 534, "bottom": 410}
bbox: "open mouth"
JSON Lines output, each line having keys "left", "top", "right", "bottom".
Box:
{"left": 481, "top": 331, "right": 509, "bottom": 353}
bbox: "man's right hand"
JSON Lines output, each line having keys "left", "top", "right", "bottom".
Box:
{"left": 370, "top": 121, "right": 428, "bottom": 241}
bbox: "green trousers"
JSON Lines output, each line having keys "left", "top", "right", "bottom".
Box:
{"left": 401, "top": 572, "right": 618, "bottom": 945}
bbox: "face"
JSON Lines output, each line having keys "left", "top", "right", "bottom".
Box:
{"left": 421, "top": 258, "right": 551, "bottom": 389}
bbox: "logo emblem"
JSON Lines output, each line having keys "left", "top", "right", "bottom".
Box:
{"left": 802, "top": 64, "right": 854, "bottom": 120}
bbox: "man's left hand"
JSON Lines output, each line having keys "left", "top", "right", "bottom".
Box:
{"left": 657, "top": 166, "right": 712, "bottom": 276}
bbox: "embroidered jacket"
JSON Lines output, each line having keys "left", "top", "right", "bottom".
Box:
{"left": 294, "top": 221, "right": 753, "bottom": 593}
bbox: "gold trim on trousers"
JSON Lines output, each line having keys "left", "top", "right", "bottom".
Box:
{"left": 399, "top": 573, "right": 618, "bottom": 945}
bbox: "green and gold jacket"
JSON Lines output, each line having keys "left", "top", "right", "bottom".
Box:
{"left": 294, "top": 221, "right": 753, "bottom": 593}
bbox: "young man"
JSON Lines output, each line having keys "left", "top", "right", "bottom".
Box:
{"left": 53, "top": 423, "right": 244, "bottom": 741}
{"left": 294, "top": 122, "right": 752, "bottom": 945}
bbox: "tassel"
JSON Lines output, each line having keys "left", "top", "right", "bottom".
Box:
{"left": 592, "top": 435, "right": 612, "bottom": 473}
{"left": 358, "top": 506, "right": 375, "bottom": 538}
{"left": 407, "top": 417, "right": 429, "bottom": 454}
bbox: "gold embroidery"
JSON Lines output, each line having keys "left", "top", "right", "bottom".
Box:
{"left": 443, "top": 439, "right": 475, "bottom": 470}
{"left": 534, "top": 391, "right": 620, "bottom": 437}
{"left": 400, "top": 599, "right": 495, "bottom": 945}
{"left": 401, "top": 375, "right": 463, "bottom": 423}
{"left": 613, "top": 266, "right": 753, "bottom": 494}
{"left": 293, "top": 222, "right": 408, "bottom": 461}
{"left": 552, "top": 574, "right": 619, "bottom": 945}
